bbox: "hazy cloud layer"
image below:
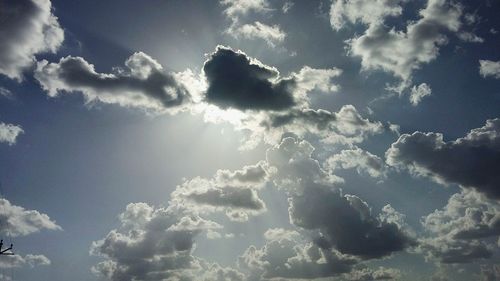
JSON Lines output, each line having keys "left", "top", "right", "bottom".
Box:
{"left": 35, "top": 52, "right": 190, "bottom": 112}
{"left": 0, "top": 122, "right": 23, "bottom": 145}
{"left": 0, "top": 0, "right": 64, "bottom": 80}
{"left": 386, "top": 118, "right": 500, "bottom": 199}
{"left": 0, "top": 198, "right": 61, "bottom": 237}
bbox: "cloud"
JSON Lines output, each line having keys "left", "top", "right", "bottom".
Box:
{"left": 228, "top": 22, "right": 286, "bottom": 47}
{"left": 479, "top": 264, "right": 500, "bottom": 281}
{"left": 219, "top": 0, "right": 271, "bottom": 20}
{"left": 345, "top": 266, "right": 401, "bottom": 281}
{"left": 288, "top": 183, "right": 414, "bottom": 259}
{"left": 34, "top": 52, "right": 190, "bottom": 113}
{"left": 202, "top": 46, "right": 297, "bottom": 111}
{"left": 410, "top": 83, "right": 432, "bottom": 106}
{"left": 326, "top": 147, "right": 388, "bottom": 179}
{"left": 419, "top": 189, "right": 499, "bottom": 264}
{"left": 239, "top": 228, "right": 357, "bottom": 280}
{"left": 0, "top": 198, "right": 61, "bottom": 237}
{"left": 0, "top": 87, "right": 13, "bottom": 99}
{"left": 0, "top": 122, "right": 23, "bottom": 145}
{"left": 261, "top": 105, "right": 384, "bottom": 145}
{"left": 479, "top": 60, "right": 500, "bottom": 79}
{"left": 0, "top": 254, "right": 51, "bottom": 269}
{"left": 171, "top": 162, "right": 269, "bottom": 222}
{"left": 90, "top": 202, "right": 234, "bottom": 281}
{"left": 267, "top": 138, "right": 413, "bottom": 259}
{"left": 330, "top": 0, "right": 407, "bottom": 30}
{"left": 219, "top": 0, "right": 286, "bottom": 47}
{"left": 0, "top": 0, "right": 64, "bottom": 80}
{"left": 386, "top": 118, "right": 500, "bottom": 199}
{"left": 345, "top": 0, "right": 462, "bottom": 90}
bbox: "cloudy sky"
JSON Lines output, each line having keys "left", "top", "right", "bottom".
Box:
{"left": 0, "top": 0, "right": 500, "bottom": 280}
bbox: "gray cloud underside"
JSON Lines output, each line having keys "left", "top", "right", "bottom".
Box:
{"left": 386, "top": 118, "right": 500, "bottom": 200}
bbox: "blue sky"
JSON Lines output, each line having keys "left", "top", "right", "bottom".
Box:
{"left": 0, "top": 0, "right": 500, "bottom": 280}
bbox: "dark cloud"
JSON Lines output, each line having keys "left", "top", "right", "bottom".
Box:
{"left": 267, "top": 137, "right": 413, "bottom": 259}
{"left": 35, "top": 52, "right": 190, "bottom": 112}
{"left": 386, "top": 118, "right": 500, "bottom": 199}
{"left": 203, "top": 46, "right": 296, "bottom": 111}
{"left": 289, "top": 183, "right": 414, "bottom": 259}
{"left": 0, "top": 0, "right": 64, "bottom": 80}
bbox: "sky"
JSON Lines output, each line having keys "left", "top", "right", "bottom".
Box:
{"left": 0, "top": 0, "right": 500, "bottom": 280}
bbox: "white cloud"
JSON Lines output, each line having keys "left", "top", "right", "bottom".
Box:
{"left": 410, "top": 83, "right": 432, "bottom": 106}
{"left": 479, "top": 60, "right": 500, "bottom": 79}
{"left": 343, "top": 0, "right": 463, "bottom": 91}
{"left": 229, "top": 21, "right": 286, "bottom": 47}
{"left": 326, "top": 147, "right": 388, "bottom": 179}
{"left": 330, "top": 0, "right": 407, "bottom": 30}
{"left": 0, "top": 254, "right": 50, "bottom": 269}
{"left": 0, "top": 0, "right": 64, "bottom": 80}
{"left": 0, "top": 198, "right": 61, "bottom": 237}
{"left": 0, "top": 122, "right": 23, "bottom": 145}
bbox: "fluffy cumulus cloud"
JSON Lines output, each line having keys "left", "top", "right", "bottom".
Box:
{"left": 34, "top": 52, "right": 190, "bottom": 113}
{"left": 0, "top": 198, "right": 61, "bottom": 237}
{"left": 420, "top": 189, "right": 500, "bottom": 264}
{"left": 267, "top": 138, "right": 414, "bottom": 259}
{"left": 326, "top": 147, "right": 388, "bottom": 179}
{"left": 0, "top": 122, "right": 23, "bottom": 145}
{"left": 90, "top": 202, "right": 245, "bottom": 281}
{"left": 0, "top": 0, "right": 64, "bottom": 80}
{"left": 479, "top": 60, "right": 500, "bottom": 79}
{"left": 335, "top": 0, "right": 468, "bottom": 93}
{"left": 203, "top": 46, "right": 296, "bottom": 111}
{"left": 202, "top": 46, "right": 342, "bottom": 112}
{"left": 386, "top": 118, "right": 500, "bottom": 199}
{"left": 239, "top": 228, "right": 358, "bottom": 280}
{"left": 171, "top": 162, "right": 269, "bottom": 222}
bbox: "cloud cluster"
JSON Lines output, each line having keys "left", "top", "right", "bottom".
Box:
{"left": 267, "top": 138, "right": 413, "bottom": 259}
{"left": 239, "top": 228, "right": 357, "bottom": 280}
{"left": 0, "top": 0, "right": 64, "bottom": 80}
{"left": 35, "top": 52, "right": 190, "bottom": 113}
{"left": 386, "top": 118, "right": 500, "bottom": 199}
{"left": 171, "top": 162, "right": 269, "bottom": 222}
{"left": 0, "top": 198, "right": 61, "bottom": 237}
{"left": 479, "top": 60, "right": 500, "bottom": 79}
{"left": 410, "top": 83, "right": 432, "bottom": 106}
{"left": 345, "top": 266, "right": 401, "bottom": 281}
{"left": 90, "top": 202, "right": 241, "bottom": 281}
{"left": 420, "top": 189, "right": 500, "bottom": 264}
{"left": 0, "top": 122, "right": 23, "bottom": 145}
